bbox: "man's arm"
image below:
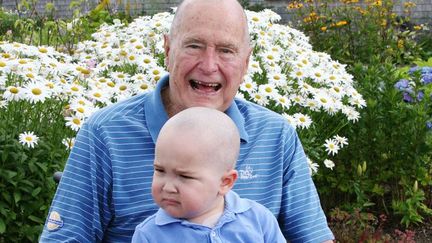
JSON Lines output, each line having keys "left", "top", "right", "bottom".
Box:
{"left": 40, "top": 122, "right": 112, "bottom": 242}
{"left": 278, "top": 127, "right": 335, "bottom": 242}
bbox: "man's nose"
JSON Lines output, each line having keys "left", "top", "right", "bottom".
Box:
{"left": 162, "top": 180, "right": 178, "bottom": 193}
{"left": 198, "top": 48, "right": 218, "bottom": 74}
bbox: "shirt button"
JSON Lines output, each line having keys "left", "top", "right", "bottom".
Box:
{"left": 211, "top": 231, "right": 216, "bottom": 237}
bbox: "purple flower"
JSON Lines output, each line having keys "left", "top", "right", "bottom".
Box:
{"left": 395, "top": 79, "right": 410, "bottom": 90}
{"left": 420, "top": 67, "right": 432, "bottom": 74}
{"left": 422, "top": 74, "right": 432, "bottom": 85}
{"left": 408, "top": 66, "right": 420, "bottom": 74}
{"left": 403, "top": 92, "right": 414, "bottom": 103}
{"left": 427, "top": 121, "right": 432, "bottom": 130}
{"left": 417, "top": 90, "right": 424, "bottom": 101}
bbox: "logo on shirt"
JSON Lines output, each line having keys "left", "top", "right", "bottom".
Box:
{"left": 238, "top": 165, "right": 258, "bottom": 180}
{"left": 46, "top": 211, "right": 63, "bottom": 231}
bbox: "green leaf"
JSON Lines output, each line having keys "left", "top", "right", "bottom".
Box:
{"left": 0, "top": 217, "right": 6, "bottom": 233}
{"left": 28, "top": 215, "right": 44, "bottom": 224}
{"left": 36, "top": 162, "right": 48, "bottom": 173}
{"left": 31, "top": 187, "right": 42, "bottom": 197}
{"left": 14, "top": 192, "right": 21, "bottom": 203}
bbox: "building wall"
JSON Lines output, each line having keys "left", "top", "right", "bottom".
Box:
{"left": 1, "top": 0, "right": 431, "bottom": 25}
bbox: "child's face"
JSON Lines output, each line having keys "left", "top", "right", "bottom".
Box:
{"left": 152, "top": 135, "right": 227, "bottom": 223}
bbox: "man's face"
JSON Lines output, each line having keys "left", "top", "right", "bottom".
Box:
{"left": 151, "top": 132, "right": 225, "bottom": 222}
{"left": 164, "top": 0, "right": 251, "bottom": 113}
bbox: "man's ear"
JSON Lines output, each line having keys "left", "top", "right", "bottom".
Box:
{"left": 163, "top": 34, "right": 170, "bottom": 67}
{"left": 219, "top": 170, "right": 238, "bottom": 196}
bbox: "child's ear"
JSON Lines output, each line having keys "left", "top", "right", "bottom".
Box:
{"left": 219, "top": 170, "right": 238, "bottom": 196}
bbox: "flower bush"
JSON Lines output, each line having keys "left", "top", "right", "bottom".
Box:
{"left": 287, "top": 0, "right": 428, "bottom": 65}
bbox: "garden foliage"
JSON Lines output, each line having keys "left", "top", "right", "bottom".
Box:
{"left": 288, "top": 0, "right": 432, "bottom": 236}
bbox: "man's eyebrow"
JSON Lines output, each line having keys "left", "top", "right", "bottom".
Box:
{"left": 183, "top": 37, "right": 239, "bottom": 50}
{"left": 183, "top": 37, "right": 205, "bottom": 45}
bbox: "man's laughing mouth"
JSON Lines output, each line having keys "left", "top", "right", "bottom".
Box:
{"left": 190, "top": 79, "right": 222, "bottom": 92}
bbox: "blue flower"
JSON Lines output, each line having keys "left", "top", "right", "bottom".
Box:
{"left": 394, "top": 79, "right": 410, "bottom": 90}
{"left": 408, "top": 66, "right": 420, "bottom": 74}
{"left": 403, "top": 92, "right": 413, "bottom": 103}
{"left": 420, "top": 67, "right": 432, "bottom": 74}
{"left": 417, "top": 90, "right": 424, "bottom": 101}
{"left": 421, "top": 73, "right": 432, "bottom": 85}
{"left": 427, "top": 121, "right": 432, "bottom": 130}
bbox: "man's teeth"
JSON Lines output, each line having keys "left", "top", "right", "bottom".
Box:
{"left": 190, "top": 79, "right": 221, "bottom": 91}
{"left": 192, "top": 80, "right": 218, "bottom": 87}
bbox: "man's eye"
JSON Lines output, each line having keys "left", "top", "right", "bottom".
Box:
{"left": 187, "top": 44, "right": 201, "bottom": 49}
{"left": 220, "top": 48, "right": 233, "bottom": 54}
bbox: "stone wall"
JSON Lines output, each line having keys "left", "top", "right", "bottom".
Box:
{"left": 1, "top": 0, "right": 431, "bottom": 25}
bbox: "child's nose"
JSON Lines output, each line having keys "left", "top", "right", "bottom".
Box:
{"left": 162, "top": 181, "right": 177, "bottom": 193}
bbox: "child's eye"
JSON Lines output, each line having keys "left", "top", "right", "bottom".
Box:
{"left": 154, "top": 168, "right": 164, "bottom": 173}
{"left": 180, "top": 175, "right": 194, "bottom": 179}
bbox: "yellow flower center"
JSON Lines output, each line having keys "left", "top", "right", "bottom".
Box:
{"left": 32, "top": 88, "right": 42, "bottom": 95}
{"left": 1, "top": 53, "right": 11, "bottom": 58}
{"left": 26, "top": 73, "right": 35, "bottom": 78}
{"left": 117, "top": 74, "right": 125, "bottom": 79}
{"left": 265, "top": 87, "right": 272, "bottom": 93}
{"left": 140, "top": 84, "right": 148, "bottom": 90}
{"left": 320, "top": 98, "right": 328, "bottom": 103}
{"left": 71, "top": 86, "right": 79, "bottom": 92}
{"left": 93, "top": 92, "right": 102, "bottom": 98}
{"left": 39, "top": 47, "right": 48, "bottom": 53}
{"left": 153, "top": 70, "right": 160, "bottom": 75}
{"left": 77, "top": 107, "right": 85, "bottom": 113}
{"left": 299, "top": 117, "right": 306, "bottom": 123}
{"left": 73, "top": 118, "right": 81, "bottom": 125}
{"left": 245, "top": 83, "right": 252, "bottom": 89}
{"left": 18, "top": 59, "right": 27, "bottom": 65}
{"left": 119, "top": 85, "right": 127, "bottom": 91}
{"left": 25, "top": 136, "right": 33, "bottom": 142}
{"left": 0, "top": 61, "right": 6, "bottom": 67}
{"left": 108, "top": 82, "right": 115, "bottom": 87}
{"left": 252, "top": 16, "right": 259, "bottom": 22}
{"left": 143, "top": 58, "right": 151, "bottom": 64}
{"left": 10, "top": 87, "right": 19, "bottom": 94}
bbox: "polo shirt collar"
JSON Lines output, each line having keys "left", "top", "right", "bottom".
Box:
{"left": 144, "top": 75, "right": 249, "bottom": 143}
{"left": 154, "top": 191, "right": 252, "bottom": 227}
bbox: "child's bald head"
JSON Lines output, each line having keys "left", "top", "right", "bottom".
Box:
{"left": 156, "top": 107, "right": 240, "bottom": 172}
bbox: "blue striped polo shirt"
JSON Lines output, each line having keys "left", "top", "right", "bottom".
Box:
{"left": 40, "top": 75, "right": 334, "bottom": 242}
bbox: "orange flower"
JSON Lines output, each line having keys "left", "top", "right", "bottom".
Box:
{"left": 335, "top": 20, "right": 348, "bottom": 27}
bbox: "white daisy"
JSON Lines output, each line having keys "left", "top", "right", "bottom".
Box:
{"left": 324, "top": 138, "right": 340, "bottom": 156}
{"left": 240, "top": 76, "right": 257, "bottom": 94}
{"left": 294, "top": 113, "right": 312, "bottom": 129}
{"left": 23, "top": 81, "right": 51, "bottom": 104}
{"left": 3, "top": 86, "right": 25, "bottom": 101}
{"left": 65, "top": 115, "right": 84, "bottom": 132}
{"left": 333, "top": 135, "right": 348, "bottom": 148}
{"left": 62, "top": 137, "right": 76, "bottom": 150}
{"left": 324, "top": 159, "right": 335, "bottom": 170}
{"left": 251, "top": 91, "right": 269, "bottom": 106}
{"left": 19, "top": 131, "right": 39, "bottom": 148}
{"left": 307, "top": 157, "right": 319, "bottom": 175}
{"left": 282, "top": 113, "right": 297, "bottom": 128}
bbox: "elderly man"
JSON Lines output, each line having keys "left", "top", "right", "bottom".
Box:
{"left": 40, "top": 0, "right": 334, "bottom": 242}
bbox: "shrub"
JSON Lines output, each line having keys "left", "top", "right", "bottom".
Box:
{"left": 287, "top": 0, "right": 426, "bottom": 65}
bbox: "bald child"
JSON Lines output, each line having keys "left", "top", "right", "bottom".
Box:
{"left": 132, "top": 107, "right": 285, "bottom": 242}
